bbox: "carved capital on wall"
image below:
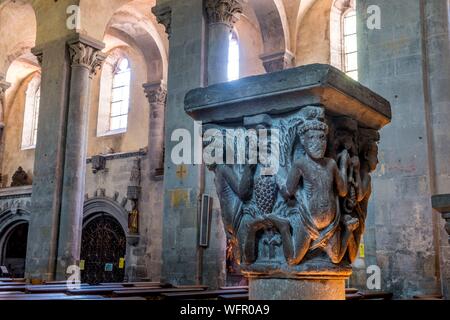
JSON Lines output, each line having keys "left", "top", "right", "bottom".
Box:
{"left": 205, "top": 0, "right": 244, "bottom": 28}
{"left": 30, "top": 47, "right": 43, "bottom": 67}
{"left": 143, "top": 82, "right": 167, "bottom": 106}
{"left": 0, "top": 77, "right": 10, "bottom": 129}
{"left": 68, "top": 40, "right": 107, "bottom": 78}
{"left": 152, "top": 5, "right": 172, "bottom": 38}
{"left": 260, "top": 51, "right": 295, "bottom": 73}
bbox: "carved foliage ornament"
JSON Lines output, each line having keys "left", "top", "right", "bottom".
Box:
{"left": 152, "top": 5, "right": 172, "bottom": 38}
{"left": 205, "top": 0, "right": 244, "bottom": 28}
{"left": 68, "top": 42, "right": 106, "bottom": 77}
{"left": 144, "top": 84, "right": 167, "bottom": 105}
{"left": 208, "top": 105, "right": 380, "bottom": 276}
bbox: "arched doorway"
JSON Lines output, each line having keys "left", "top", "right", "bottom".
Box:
{"left": 80, "top": 214, "right": 126, "bottom": 284}
{"left": 1, "top": 222, "right": 29, "bottom": 278}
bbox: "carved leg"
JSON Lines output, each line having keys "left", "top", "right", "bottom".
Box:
{"left": 325, "top": 219, "right": 359, "bottom": 264}
{"left": 288, "top": 214, "right": 312, "bottom": 265}
{"left": 243, "top": 217, "right": 268, "bottom": 264}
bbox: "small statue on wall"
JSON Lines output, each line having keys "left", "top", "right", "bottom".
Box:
{"left": 11, "top": 167, "right": 30, "bottom": 187}
{"left": 127, "top": 158, "right": 141, "bottom": 235}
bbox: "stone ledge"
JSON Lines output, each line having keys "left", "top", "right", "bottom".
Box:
{"left": 0, "top": 185, "right": 33, "bottom": 200}
{"left": 185, "top": 63, "right": 391, "bottom": 130}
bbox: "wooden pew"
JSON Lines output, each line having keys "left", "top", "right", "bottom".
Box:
{"left": 162, "top": 289, "right": 249, "bottom": 300}
{"left": 413, "top": 294, "right": 443, "bottom": 300}
{"left": 0, "top": 294, "right": 106, "bottom": 300}
{"left": 0, "top": 285, "right": 26, "bottom": 292}
{"left": 218, "top": 293, "right": 249, "bottom": 300}
{"left": 0, "top": 278, "right": 26, "bottom": 283}
{"left": 67, "top": 284, "right": 165, "bottom": 296}
{"left": 99, "top": 282, "right": 169, "bottom": 288}
{"left": 173, "top": 285, "right": 209, "bottom": 290}
{"left": 26, "top": 284, "right": 92, "bottom": 294}
{"left": 346, "top": 293, "right": 363, "bottom": 300}
{"left": 219, "top": 286, "right": 248, "bottom": 290}
{"left": 358, "top": 292, "right": 393, "bottom": 300}
{"left": 345, "top": 288, "right": 359, "bottom": 294}
{"left": 112, "top": 287, "right": 206, "bottom": 298}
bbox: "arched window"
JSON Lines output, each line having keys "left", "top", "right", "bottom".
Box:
{"left": 21, "top": 74, "right": 41, "bottom": 149}
{"left": 97, "top": 51, "right": 131, "bottom": 136}
{"left": 342, "top": 9, "right": 358, "bottom": 80}
{"left": 227, "top": 31, "right": 240, "bottom": 81}
{"left": 110, "top": 58, "right": 131, "bottom": 131}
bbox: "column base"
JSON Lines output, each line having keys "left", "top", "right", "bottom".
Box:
{"left": 248, "top": 277, "right": 346, "bottom": 300}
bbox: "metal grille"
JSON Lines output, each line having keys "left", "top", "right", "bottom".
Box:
{"left": 80, "top": 214, "right": 126, "bottom": 284}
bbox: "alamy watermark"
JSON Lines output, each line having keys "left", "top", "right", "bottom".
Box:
{"left": 171, "top": 121, "right": 280, "bottom": 176}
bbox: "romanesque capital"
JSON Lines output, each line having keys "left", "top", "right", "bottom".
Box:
{"left": 260, "top": 51, "right": 295, "bottom": 73}
{"left": 31, "top": 47, "right": 43, "bottom": 67}
{"left": 152, "top": 5, "right": 172, "bottom": 38}
{"left": 0, "top": 76, "right": 11, "bottom": 127}
{"left": 68, "top": 39, "right": 107, "bottom": 78}
{"left": 205, "top": 0, "right": 244, "bottom": 28}
{"left": 0, "top": 78, "right": 10, "bottom": 98}
{"left": 143, "top": 82, "right": 167, "bottom": 106}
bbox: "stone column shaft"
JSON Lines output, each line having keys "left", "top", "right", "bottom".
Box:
{"left": 205, "top": 0, "right": 243, "bottom": 85}
{"left": 143, "top": 82, "right": 167, "bottom": 178}
{"left": 55, "top": 36, "right": 105, "bottom": 279}
{"left": 25, "top": 42, "right": 71, "bottom": 282}
{"left": 0, "top": 77, "right": 10, "bottom": 187}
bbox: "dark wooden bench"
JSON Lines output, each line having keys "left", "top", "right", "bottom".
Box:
{"left": 0, "top": 285, "right": 26, "bottom": 292}
{"left": 358, "top": 292, "right": 393, "bottom": 300}
{"left": 345, "top": 288, "right": 359, "bottom": 294}
{"left": 0, "top": 278, "right": 26, "bottom": 283}
{"left": 67, "top": 284, "right": 165, "bottom": 296}
{"left": 413, "top": 294, "right": 443, "bottom": 300}
{"left": 112, "top": 287, "right": 206, "bottom": 298}
{"left": 98, "top": 282, "right": 164, "bottom": 287}
{"left": 218, "top": 293, "right": 249, "bottom": 300}
{"left": 219, "top": 286, "right": 248, "bottom": 290}
{"left": 162, "top": 289, "right": 249, "bottom": 300}
{"left": 26, "top": 284, "right": 92, "bottom": 294}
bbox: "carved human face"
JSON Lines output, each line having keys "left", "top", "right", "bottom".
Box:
{"left": 302, "top": 130, "right": 327, "bottom": 160}
{"left": 367, "top": 143, "right": 379, "bottom": 171}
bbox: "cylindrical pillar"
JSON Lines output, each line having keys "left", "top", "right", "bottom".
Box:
{"left": 143, "top": 82, "right": 167, "bottom": 178}
{"left": 205, "top": 0, "right": 243, "bottom": 85}
{"left": 55, "top": 36, "right": 106, "bottom": 279}
{"left": 249, "top": 277, "right": 347, "bottom": 300}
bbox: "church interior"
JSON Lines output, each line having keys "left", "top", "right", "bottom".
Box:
{"left": 0, "top": 0, "right": 449, "bottom": 301}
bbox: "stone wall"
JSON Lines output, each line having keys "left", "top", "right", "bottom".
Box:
{"left": 85, "top": 152, "right": 163, "bottom": 281}
{"left": 356, "top": 0, "right": 449, "bottom": 298}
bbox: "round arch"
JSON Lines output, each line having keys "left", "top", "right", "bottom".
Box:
{"left": 83, "top": 197, "right": 129, "bottom": 235}
{"left": 0, "top": 210, "right": 30, "bottom": 278}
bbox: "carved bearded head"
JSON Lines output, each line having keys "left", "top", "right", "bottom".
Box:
{"left": 297, "top": 106, "right": 329, "bottom": 160}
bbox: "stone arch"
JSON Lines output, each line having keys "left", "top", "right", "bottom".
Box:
{"left": 0, "top": 203, "right": 31, "bottom": 276}
{"left": 295, "top": 0, "right": 334, "bottom": 66}
{"left": 78, "top": 0, "right": 168, "bottom": 83}
{"left": 83, "top": 197, "right": 129, "bottom": 235}
{"left": 244, "top": 0, "right": 293, "bottom": 71}
{"left": 0, "top": 0, "right": 36, "bottom": 75}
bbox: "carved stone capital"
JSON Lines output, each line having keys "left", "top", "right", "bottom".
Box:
{"left": 31, "top": 47, "right": 43, "bottom": 67}
{"left": 260, "top": 51, "right": 295, "bottom": 73}
{"left": 143, "top": 82, "right": 167, "bottom": 106}
{"left": 184, "top": 64, "right": 391, "bottom": 284}
{"left": 152, "top": 5, "right": 172, "bottom": 38}
{"left": 0, "top": 75, "right": 10, "bottom": 97}
{"left": 67, "top": 39, "right": 106, "bottom": 77}
{"left": 205, "top": 0, "right": 243, "bottom": 28}
{"left": 431, "top": 194, "right": 450, "bottom": 244}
